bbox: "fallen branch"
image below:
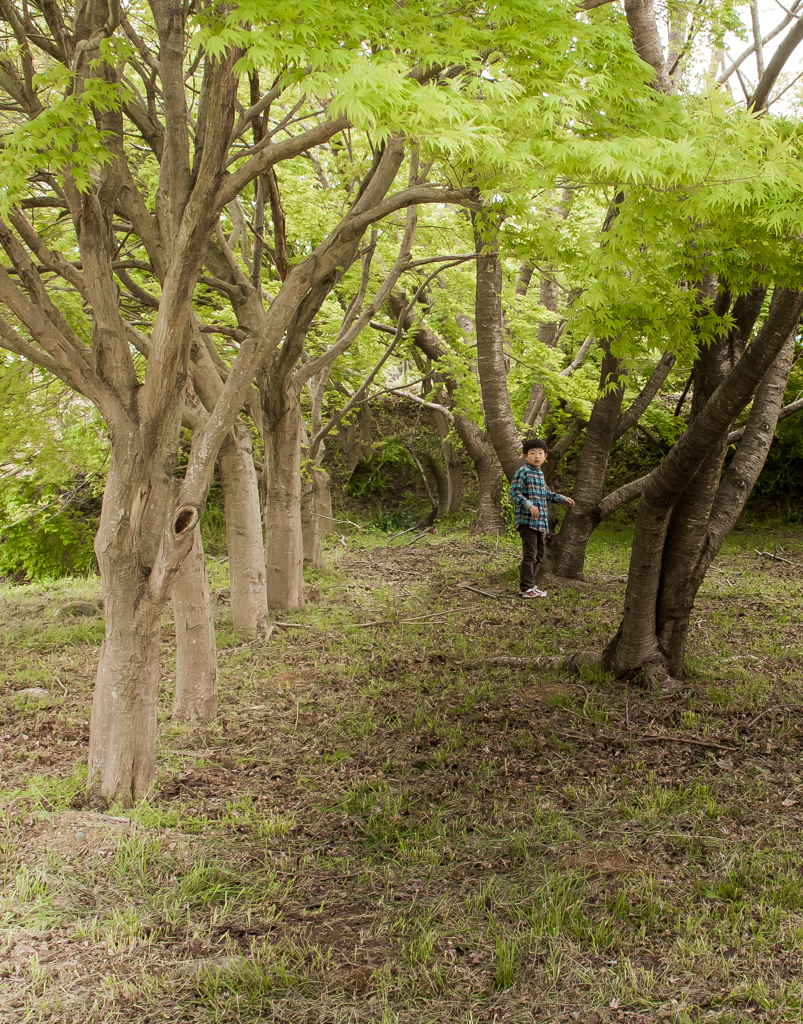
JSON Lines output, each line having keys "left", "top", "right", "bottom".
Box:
{"left": 755, "top": 549, "right": 796, "bottom": 566}
{"left": 313, "top": 513, "right": 363, "bottom": 531}
{"left": 405, "top": 529, "right": 436, "bottom": 547}
{"left": 347, "top": 606, "right": 468, "bottom": 629}
{"left": 463, "top": 652, "right": 598, "bottom": 672}
{"left": 746, "top": 704, "right": 803, "bottom": 730}
{"left": 637, "top": 734, "right": 735, "bottom": 752}
{"left": 562, "top": 706, "right": 596, "bottom": 726}
{"left": 457, "top": 584, "right": 509, "bottom": 599}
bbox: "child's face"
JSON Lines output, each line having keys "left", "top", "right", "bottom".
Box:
{"left": 525, "top": 447, "right": 547, "bottom": 467}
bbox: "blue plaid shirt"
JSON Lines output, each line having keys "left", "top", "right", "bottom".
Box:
{"left": 509, "top": 464, "right": 568, "bottom": 530}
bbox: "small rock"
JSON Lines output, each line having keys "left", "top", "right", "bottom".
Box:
{"left": 75, "top": 831, "right": 85, "bottom": 840}
{"left": 55, "top": 600, "right": 101, "bottom": 618}
{"left": 17, "top": 688, "right": 50, "bottom": 699}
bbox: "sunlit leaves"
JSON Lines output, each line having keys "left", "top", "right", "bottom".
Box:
{"left": 0, "top": 77, "right": 132, "bottom": 214}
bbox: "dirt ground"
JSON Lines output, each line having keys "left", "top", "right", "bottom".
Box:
{"left": 1, "top": 524, "right": 802, "bottom": 1023}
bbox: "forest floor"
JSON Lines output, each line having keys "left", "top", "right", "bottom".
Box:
{"left": 1, "top": 522, "right": 802, "bottom": 1024}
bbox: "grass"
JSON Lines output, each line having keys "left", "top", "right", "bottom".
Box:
{"left": 0, "top": 522, "right": 802, "bottom": 1022}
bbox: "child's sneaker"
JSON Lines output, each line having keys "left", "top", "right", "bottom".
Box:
{"left": 519, "top": 588, "right": 545, "bottom": 599}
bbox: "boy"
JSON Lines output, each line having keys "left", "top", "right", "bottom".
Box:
{"left": 509, "top": 438, "right": 575, "bottom": 598}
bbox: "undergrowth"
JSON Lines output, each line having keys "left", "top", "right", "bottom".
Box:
{"left": 0, "top": 524, "right": 801, "bottom": 1023}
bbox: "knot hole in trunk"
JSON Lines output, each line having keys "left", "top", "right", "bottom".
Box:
{"left": 172, "top": 505, "right": 198, "bottom": 539}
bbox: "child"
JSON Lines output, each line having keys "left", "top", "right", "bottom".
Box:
{"left": 509, "top": 438, "right": 575, "bottom": 598}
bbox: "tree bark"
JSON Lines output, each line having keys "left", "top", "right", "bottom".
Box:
{"left": 263, "top": 383, "right": 305, "bottom": 610}
{"left": 172, "top": 526, "right": 218, "bottom": 723}
{"left": 655, "top": 330, "right": 796, "bottom": 675}
{"left": 624, "top": 0, "right": 671, "bottom": 92}
{"left": 549, "top": 342, "right": 624, "bottom": 577}
{"left": 455, "top": 413, "right": 505, "bottom": 533}
{"left": 473, "top": 218, "right": 522, "bottom": 481}
{"left": 216, "top": 420, "right": 270, "bottom": 633}
{"left": 87, "top": 449, "right": 199, "bottom": 805}
{"left": 301, "top": 461, "right": 332, "bottom": 567}
{"left": 632, "top": 285, "right": 765, "bottom": 674}
{"left": 603, "top": 287, "right": 803, "bottom": 678}
{"left": 433, "top": 408, "right": 463, "bottom": 513}
{"left": 425, "top": 452, "right": 449, "bottom": 513}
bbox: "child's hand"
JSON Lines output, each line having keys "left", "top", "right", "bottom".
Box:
{"left": 564, "top": 497, "right": 575, "bottom": 508}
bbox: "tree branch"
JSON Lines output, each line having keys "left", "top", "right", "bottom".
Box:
{"left": 217, "top": 114, "right": 350, "bottom": 208}
{"left": 728, "top": 394, "right": 803, "bottom": 443}
{"left": 598, "top": 473, "right": 649, "bottom": 519}
{"left": 718, "top": 0, "right": 803, "bottom": 85}
{"left": 750, "top": 11, "right": 803, "bottom": 109}
{"left": 614, "top": 351, "right": 676, "bottom": 440}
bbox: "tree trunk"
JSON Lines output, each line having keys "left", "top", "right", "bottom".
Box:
{"left": 316, "top": 466, "right": 334, "bottom": 534}
{"left": 434, "top": 409, "right": 463, "bottom": 513}
{"left": 88, "top": 585, "right": 161, "bottom": 806}
{"left": 603, "top": 287, "right": 803, "bottom": 678}
{"left": 473, "top": 218, "right": 522, "bottom": 481}
{"left": 549, "top": 343, "right": 625, "bottom": 578}
{"left": 172, "top": 526, "right": 218, "bottom": 723}
{"left": 656, "top": 331, "right": 796, "bottom": 675}
{"left": 475, "top": 455, "right": 505, "bottom": 534}
{"left": 301, "top": 461, "right": 331, "bottom": 568}
{"left": 264, "top": 387, "right": 305, "bottom": 611}
{"left": 425, "top": 452, "right": 449, "bottom": 513}
{"left": 88, "top": 450, "right": 198, "bottom": 805}
{"left": 336, "top": 402, "right": 373, "bottom": 472}
{"left": 619, "top": 285, "right": 765, "bottom": 675}
{"left": 217, "top": 420, "right": 270, "bottom": 634}
{"left": 455, "top": 413, "right": 505, "bottom": 533}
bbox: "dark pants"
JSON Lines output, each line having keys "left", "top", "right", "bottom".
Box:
{"left": 518, "top": 524, "right": 545, "bottom": 591}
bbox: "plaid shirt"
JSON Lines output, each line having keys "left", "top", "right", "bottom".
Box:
{"left": 509, "top": 464, "right": 568, "bottom": 530}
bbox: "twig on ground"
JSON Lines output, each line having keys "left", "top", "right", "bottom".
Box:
{"left": 385, "top": 525, "right": 420, "bottom": 545}
{"left": 562, "top": 706, "right": 595, "bottom": 726}
{"left": 746, "top": 704, "right": 803, "bottom": 729}
{"left": 347, "top": 606, "right": 467, "bottom": 628}
{"left": 312, "top": 513, "right": 363, "bottom": 531}
{"left": 401, "top": 607, "right": 464, "bottom": 623}
{"left": 274, "top": 621, "right": 305, "bottom": 629}
{"left": 637, "top": 734, "right": 736, "bottom": 752}
{"left": 457, "top": 583, "right": 510, "bottom": 599}
{"left": 755, "top": 549, "right": 796, "bottom": 566}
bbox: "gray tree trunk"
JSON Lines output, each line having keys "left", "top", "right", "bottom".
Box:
{"left": 455, "top": 413, "right": 505, "bottom": 533}
{"left": 603, "top": 287, "right": 803, "bottom": 678}
{"left": 217, "top": 420, "right": 270, "bottom": 634}
{"left": 434, "top": 409, "right": 463, "bottom": 513}
{"left": 548, "top": 343, "right": 625, "bottom": 578}
{"left": 264, "top": 387, "right": 305, "bottom": 611}
{"left": 172, "top": 526, "right": 218, "bottom": 723}
{"left": 473, "top": 217, "right": 523, "bottom": 482}
{"left": 301, "top": 462, "right": 332, "bottom": 568}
